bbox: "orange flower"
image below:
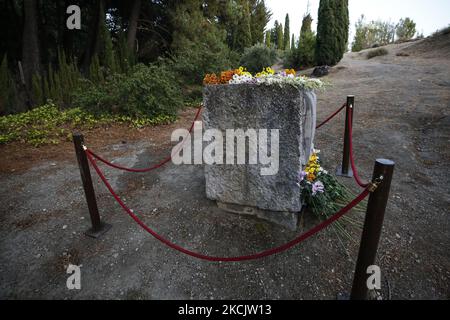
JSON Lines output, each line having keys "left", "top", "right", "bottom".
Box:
{"left": 307, "top": 173, "right": 316, "bottom": 182}
{"left": 203, "top": 73, "right": 219, "bottom": 85}
{"left": 219, "top": 70, "right": 237, "bottom": 84}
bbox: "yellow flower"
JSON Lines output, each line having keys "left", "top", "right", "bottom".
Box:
{"left": 265, "top": 67, "right": 275, "bottom": 74}
{"left": 285, "top": 69, "right": 296, "bottom": 75}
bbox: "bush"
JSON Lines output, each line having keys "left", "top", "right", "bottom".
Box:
{"left": 284, "top": 32, "right": 316, "bottom": 69}
{"left": 169, "top": 3, "right": 235, "bottom": 85}
{"left": 239, "top": 44, "right": 278, "bottom": 73}
{"left": 168, "top": 46, "right": 235, "bottom": 86}
{"left": 367, "top": 48, "right": 389, "bottom": 59}
{"left": 73, "top": 63, "right": 183, "bottom": 118}
{"left": 0, "top": 102, "right": 176, "bottom": 146}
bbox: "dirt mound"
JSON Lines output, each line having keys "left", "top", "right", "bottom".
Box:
{"left": 400, "top": 27, "right": 450, "bottom": 59}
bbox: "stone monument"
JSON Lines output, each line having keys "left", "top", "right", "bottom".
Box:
{"left": 203, "top": 84, "right": 317, "bottom": 230}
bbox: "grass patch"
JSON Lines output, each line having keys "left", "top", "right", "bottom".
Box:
{"left": 0, "top": 103, "right": 176, "bottom": 147}
{"left": 367, "top": 48, "right": 389, "bottom": 59}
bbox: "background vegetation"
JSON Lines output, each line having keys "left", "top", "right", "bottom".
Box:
{"left": 0, "top": 0, "right": 420, "bottom": 146}
{"left": 351, "top": 15, "right": 418, "bottom": 52}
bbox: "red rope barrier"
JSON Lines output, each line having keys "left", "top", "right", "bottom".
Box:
{"left": 86, "top": 150, "right": 370, "bottom": 262}
{"left": 316, "top": 103, "right": 347, "bottom": 130}
{"left": 348, "top": 111, "right": 369, "bottom": 188}
{"left": 88, "top": 106, "right": 203, "bottom": 173}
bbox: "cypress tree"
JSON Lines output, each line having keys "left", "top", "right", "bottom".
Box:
{"left": 298, "top": 14, "right": 316, "bottom": 67}
{"left": 336, "top": 0, "right": 349, "bottom": 60}
{"left": 265, "top": 31, "right": 272, "bottom": 47}
{"left": 235, "top": 0, "right": 253, "bottom": 51}
{"left": 272, "top": 20, "right": 279, "bottom": 48}
{"left": 316, "top": 0, "right": 348, "bottom": 65}
{"left": 284, "top": 14, "right": 290, "bottom": 50}
{"left": 277, "top": 22, "right": 284, "bottom": 49}
{"left": 291, "top": 34, "right": 295, "bottom": 51}
{"left": 301, "top": 13, "right": 313, "bottom": 35}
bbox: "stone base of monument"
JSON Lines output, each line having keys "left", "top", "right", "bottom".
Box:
{"left": 203, "top": 84, "right": 317, "bottom": 230}
{"left": 217, "top": 201, "right": 299, "bottom": 231}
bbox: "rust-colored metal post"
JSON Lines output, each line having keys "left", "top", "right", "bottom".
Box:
{"left": 73, "top": 132, "right": 111, "bottom": 238}
{"left": 350, "top": 159, "right": 395, "bottom": 300}
{"left": 336, "top": 95, "right": 355, "bottom": 177}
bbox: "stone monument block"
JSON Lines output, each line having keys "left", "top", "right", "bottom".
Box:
{"left": 202, "top": 84, "right": 316, "bottom": 230}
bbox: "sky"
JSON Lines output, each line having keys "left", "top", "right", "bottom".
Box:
{"left": 265, "top": 0, "right": 450, "bottom": 42}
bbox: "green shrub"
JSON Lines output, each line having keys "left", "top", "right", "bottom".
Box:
{"left": 239, "top": 44, "right": 278, "bottom": 73}
{"left": 73, "top": 63, "right": 183, "bottom": 118}
{"left": 284, "top": 32, "right": 316, "bottom": 69}
{"left": 169, "top": 42, "right": 236, "bottom": 86}
{"left": 367, "top": 48, "right": 389, "bottom": 59}
{"left": 0, "top": 102, "right": 176, "bottom": 146}
{"left": 169, "top": 2, "right": 235, "bottom": 85}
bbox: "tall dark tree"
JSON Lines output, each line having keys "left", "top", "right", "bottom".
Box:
{"left": 316, "top": 0, "right": 348, "bottom": 65}
{"left": 276, "top": 22, "right": 283, "bottom": 49}
{"left": 265, "top": 30, "right": 271, "bottom": 47}
{"left": 82, "top": 0, "right": 105, "bottom": 71}
{"left": 298, "top": 13, "right": 316, "bottom": 67}
{"left": 249, "top": 0, "right": 271, "bottom": 45}
{"left": 22, "top": 0, "right": 41, "bottom": 89}
{"left": 335, "top": 0, "right": 349, "bottom": 60}
{"left": 235, "top": 0, "right": 252, "bottom": 51}
{"left": 301, "top": 12, "right": 313, "bottom": 34}
{"left": 127, "top": 0, "right": 141, "bottom": 52}
{"left": 271, "top": 20, "right": 279, "bottom": 48}
{"left": 283, "top": 14, "right": 290, "bottom": 50}
{"left": 170, "top": 0, "right": 232, "bottom": 83}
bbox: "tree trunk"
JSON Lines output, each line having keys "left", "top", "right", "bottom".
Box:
{"left": 127, "top": 0, "right": 141, "bottom": 52}
{"left": 22, "top": 0, "right": 40, "bottom": 89}
{"left": 82, "top": 0, "right": 105, "bottom": 72}
{"left": 61, "top": 0, "right": 74, "bottom": 56}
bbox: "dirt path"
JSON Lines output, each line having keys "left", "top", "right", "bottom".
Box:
{"left": 0, "top": 40, "right": 449, "bottom": 300}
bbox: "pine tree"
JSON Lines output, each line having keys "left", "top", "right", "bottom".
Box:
{"left": 283, "top": 14, "right": 290, "bottom": 50}
{"left": 250, "top": 0, "right": 272, "bottom": 45}
{"left": 316, "top": 0, "right": 348, "bottom": 65}
{"left": 396, "top": 17, "right": 416, "bottom": 41}
{"left": 170, "top": 0, "right": 232, "bottom": 83}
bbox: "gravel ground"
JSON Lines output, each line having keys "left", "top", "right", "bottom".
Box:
{"left": 0, "top": 38, "right": 449, "bottom": 300}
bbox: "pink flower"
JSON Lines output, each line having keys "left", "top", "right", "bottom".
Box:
{"left": 298, "top": 171, "right": 307, "bottom": 182}
{"left": 312, "top": 181, "right": 325, "bottom": 196}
